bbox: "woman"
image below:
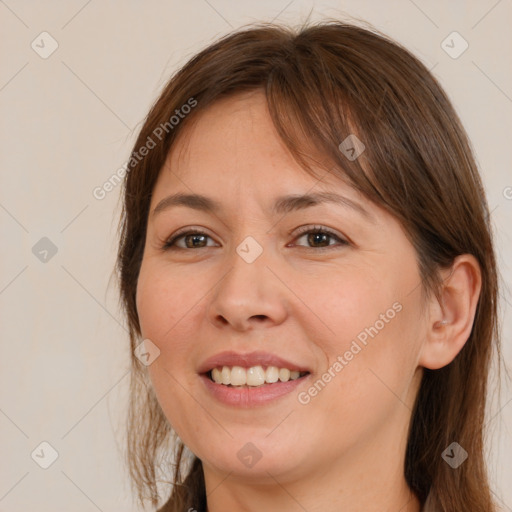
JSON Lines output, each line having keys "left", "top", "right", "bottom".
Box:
{"left": 116, "top": 20, "right": 502, "bottom": 511}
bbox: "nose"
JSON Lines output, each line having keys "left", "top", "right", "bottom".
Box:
{"left": 206, "top": 244, "right": 289, "bottom": 332}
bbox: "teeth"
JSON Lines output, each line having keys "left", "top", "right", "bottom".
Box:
{"left": 246, "top": 366, "right": 266, "bottom": 386}
{"left": 279, "top": 368, "right": 290, "bottom": 382}
{"left": 220, "top": 366, "right": 231, "bottom": 385}
{"left": 265, "top": 366, "right": 279, "bottom": 383}
{"left": 231, "top": 366, "right": 246, "bottom": 386}
{"left": 210, "top": 365, "right": 307, "bottom": 386}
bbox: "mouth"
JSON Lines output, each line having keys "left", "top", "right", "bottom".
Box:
{"left": 197, "top": 351, "right": 312, "bottom": 406}
{"left": 199, "top": 365, "right": 312, "bottom": 407}
{"left": 203, "top": 365, "right": 310, "bottom": 388}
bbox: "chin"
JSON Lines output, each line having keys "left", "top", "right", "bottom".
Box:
{"left": 198, "top": 439, "right": 306, "bottom": 481}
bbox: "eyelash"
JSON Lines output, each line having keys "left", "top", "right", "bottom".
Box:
{"left": 161, "top": 225, "right": 348, "bottom": 252}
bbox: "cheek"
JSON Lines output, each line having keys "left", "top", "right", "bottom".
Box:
{"left": 310, "top": 270, "right": 395, "bottom": 345}
{"left": 310, "top": 269, "right": 421, "bottom": 407}
{"left": 136, "top": 262, "right": 204, "bottom": 349}
{"left": 354, "top": 311, "right": 420, "bottom": 404}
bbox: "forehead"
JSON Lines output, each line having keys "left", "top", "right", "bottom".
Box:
{"left": 168, "top": 90, "right": 301, "bottom": 178}
{"left": 153, "top": 90, "right": 356, "bottom": 200}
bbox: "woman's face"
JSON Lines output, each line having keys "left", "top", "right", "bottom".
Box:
{"left": 136, "top": 89, "right": 427, "bottom": 484}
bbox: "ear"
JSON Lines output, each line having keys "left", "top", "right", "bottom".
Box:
{"left": 418, "top": 254, "right": 482, "bottom": 370}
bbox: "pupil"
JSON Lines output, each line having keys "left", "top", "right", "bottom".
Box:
{"left": 187, "top": 234, "right": 206, "bottom": 248}
{"left": 309, "top": 233, "right": 328, "bottom": 247}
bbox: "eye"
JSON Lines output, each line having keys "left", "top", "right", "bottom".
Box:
{"left": 162, "top": 228, "right": 217, "bottom": 250}
{"left": 291, "top": 225, "right": 348, "bottom": 251}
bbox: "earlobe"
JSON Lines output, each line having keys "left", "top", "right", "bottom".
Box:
{"left": 418, "top": 254, "right": 482, "bottom": 370}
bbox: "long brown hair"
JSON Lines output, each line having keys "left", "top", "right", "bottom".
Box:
{"left": 115, "top": 19, "right": 503, "bottom": 511}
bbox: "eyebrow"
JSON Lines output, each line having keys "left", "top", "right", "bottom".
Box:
{"left": 151, "top": 191, "right": 376, "bottom": 223}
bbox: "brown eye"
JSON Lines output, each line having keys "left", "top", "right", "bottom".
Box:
{"left": 163, "top": 229, "right": 215, "bottom": 250}
{"left": 182, "top": 233, "right": 208, "bottom": 248}
{"left": 292, "top": 226, "right": 348, "bottom": 250}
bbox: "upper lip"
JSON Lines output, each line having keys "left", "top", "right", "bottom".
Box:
{"left": 198, "top": 350, "right": 311, "bottom": 374}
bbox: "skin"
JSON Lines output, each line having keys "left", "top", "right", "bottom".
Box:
{"left": 135, "top": 89, "right": 482, "bottom": 512}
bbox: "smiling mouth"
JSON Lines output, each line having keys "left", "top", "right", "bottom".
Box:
{"left": 205, "top": 365, "right": 310, "bottom": 387}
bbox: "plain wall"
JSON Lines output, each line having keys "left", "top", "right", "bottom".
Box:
{"left": 1, "top": 1, "right": 511, "bottom": 510}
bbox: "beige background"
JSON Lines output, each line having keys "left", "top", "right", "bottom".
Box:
{"left": 1, "top": 1, "right": 511, "bottom": 510}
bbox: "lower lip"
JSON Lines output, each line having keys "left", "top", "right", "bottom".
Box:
{"left": 200, "top": 373, "right": 310, "bottom": 407}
